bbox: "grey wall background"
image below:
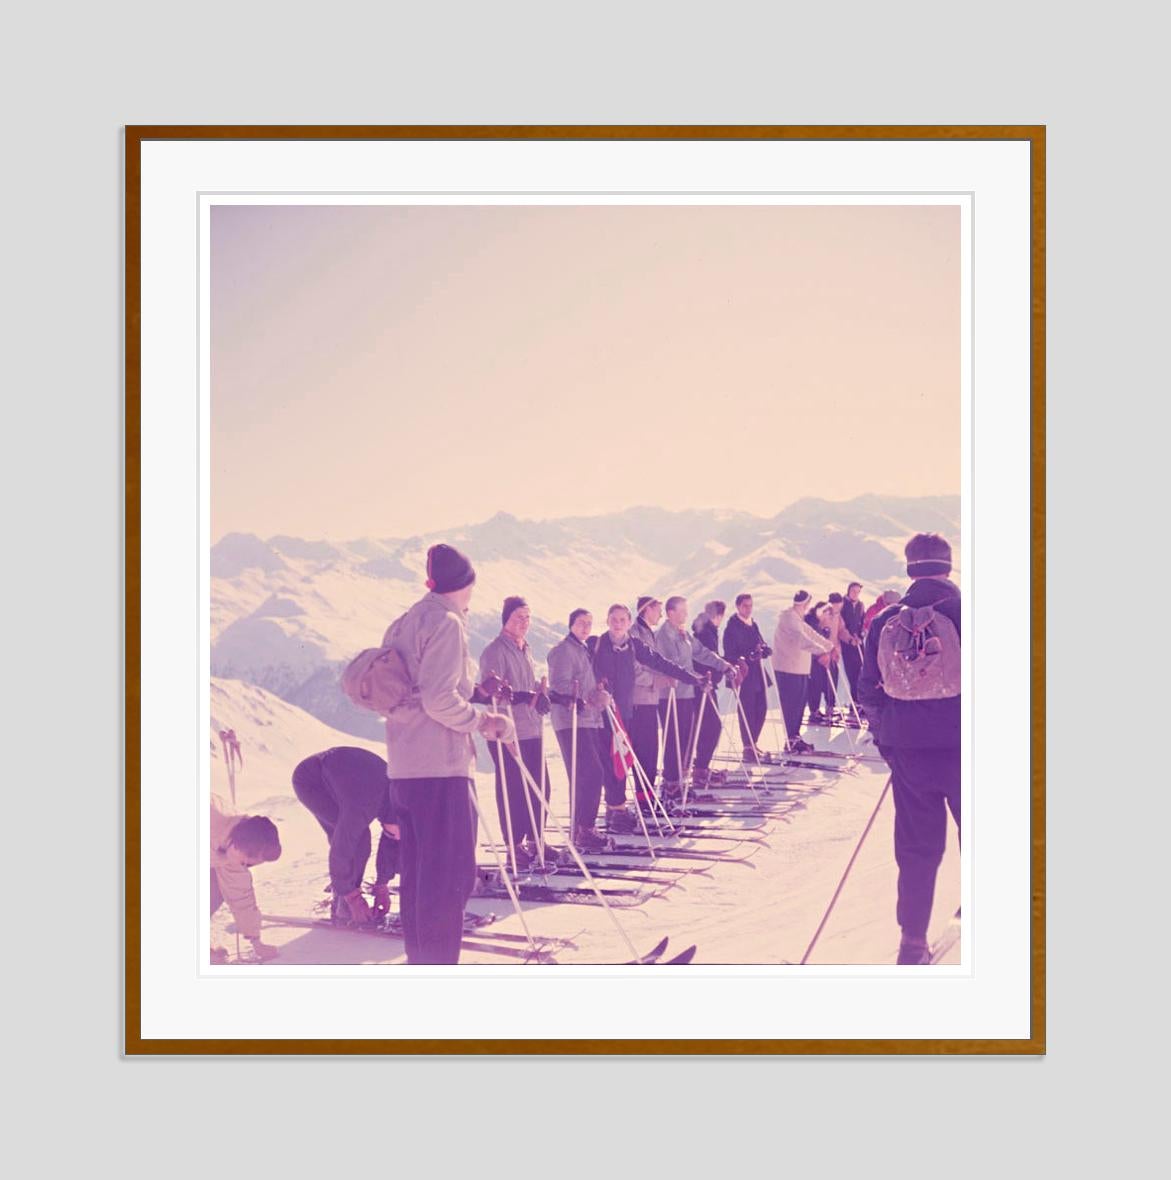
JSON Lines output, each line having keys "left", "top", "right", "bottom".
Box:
{"left": 6, "top": 0, "right": 1158, "bottom": 1173}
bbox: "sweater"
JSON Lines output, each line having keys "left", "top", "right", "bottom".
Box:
{"left": 478, "top": 632, "right": 541, "bottom": 741}
{"left": 771, "top": 608, "right": 834, "bottom": 675}
{"left": 210, "top": 798, "right": 264, "bottom": 939}
{"left": 593, "top": 630, "right": 695, "bottom": 721}
{"left": 547, "top": 633, "right": 603, "bottom": 731}
{"left": 655, "top": 621, "right": 730, "bottom": 700}
{"left": 382, "top": 592, "right": 479, "bottom": 779}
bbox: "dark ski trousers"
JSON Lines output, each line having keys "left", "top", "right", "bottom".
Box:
{"left": 884, "top": 747, "right": 961, "bottom": 941}
{"left": 487, "top": 737, "right": 550, "bottom": 851}
{"left": 630, "top": 704, "right": 661, "bottom": 795}
{"left": 808, "top": 659, "right": 837, "bottom": 713}
{"left": 841, "top": 642, "right": 862, "bottom": 703}
{"left": 554, "top": 726, "right": 606, "bottom": 832}
{"left": 291, "top": 748, "right": 383, "bottom": 896}
{"left": 694, "top": 688, "right": 722, "bottom": 770}
{"left": 600, "top": 714, "right": 630, "bottom": 807}
{"left": 776, "top": 672, "right": 809, "bottom": 744}
{"left": 736, "top": 677, "right": 768, "bottom": 750}
{"left": 658, "top": 696, "right": 696, "bottom": 784}
{"left": 387, "top": 777, "right": 477, "bottom": 965}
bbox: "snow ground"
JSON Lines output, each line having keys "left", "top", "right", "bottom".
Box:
{"left": 210, "top": 677, "right": 959, "bottom": 967}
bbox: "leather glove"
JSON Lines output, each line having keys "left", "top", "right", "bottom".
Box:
{"left": 371, "top": 883, "right": 392, "bottom": 918}
{"left": 760, "top": 645, "right": 772, "bottom": 659}
{"left": 534, "top": 689, "right": 551, "bottom": 715}
{"left": 478, "top": 712, "right": 516, "bottom": 743}
{"left": 479, "top": 673, "right": 512, "bottom": 702}
{"left": 586, "top": 686, "right": 612, "bottom": 710}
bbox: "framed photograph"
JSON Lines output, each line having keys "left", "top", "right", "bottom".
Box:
{"left": 126, "top": 125, "right": 1044, "bottom": 1054}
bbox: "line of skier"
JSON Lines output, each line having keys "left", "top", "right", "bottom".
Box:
{"left": 210, "top": 537, "right": 959, "bottom": 968}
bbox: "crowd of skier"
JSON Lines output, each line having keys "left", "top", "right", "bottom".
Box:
{"left": 211, "top": 532, "right": 961, "bottom": 969}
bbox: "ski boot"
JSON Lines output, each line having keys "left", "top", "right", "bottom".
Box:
{"left": 605, "top": 806, "right": 638, "bottom": 835}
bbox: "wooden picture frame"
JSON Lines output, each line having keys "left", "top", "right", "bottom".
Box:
{"left": 125, "top": 125, "right": 1044, "bottom": 1054}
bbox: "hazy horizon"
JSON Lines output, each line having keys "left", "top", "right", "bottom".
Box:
{"left": 212, "top": 203, "right": 960, "bottom": 540}
{"left": 211, "top": 492, "right": 960, "bottom": 547}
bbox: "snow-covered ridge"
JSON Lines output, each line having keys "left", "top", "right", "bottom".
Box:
{"left": 211, "top": 495, "right": 959, "bottom": 741}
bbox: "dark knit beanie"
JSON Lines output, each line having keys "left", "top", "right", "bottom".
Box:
{"left": 905, "top": 533, "right": 953, "bottom": 578}
{"left": 502, "top": 595, "right": 528, "bottom": 627}
{"left": 828, "top": 592, "right": 844, "bottom": 604}
{"left": 793, "top": 590, "right": 811, "bottom": 604}
{"left": 636, "top": 595, "right": 660, "bottom": 616}
{"left": 569, "top": 607, "right": 591, "bottom": 629}
{"left": 426, "top": 543, "right": 476, "bottom": 593}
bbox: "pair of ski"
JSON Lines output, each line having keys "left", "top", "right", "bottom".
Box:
{"left": 262, "top": 914, "right": 694, "bottom": 965}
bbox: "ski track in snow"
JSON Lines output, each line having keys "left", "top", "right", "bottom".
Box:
{"left": 210, "top": 678, "right": 959, "bottom": 969}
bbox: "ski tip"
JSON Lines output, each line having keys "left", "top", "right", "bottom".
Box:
{"left": 665, "top": 944, "right": 698, "bottom": 965}
{"left": 625, "top": 935, "right": 670, "bottom": 964}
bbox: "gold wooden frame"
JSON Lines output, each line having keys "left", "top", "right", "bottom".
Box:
{"left": 125, "top": 125, "right": 1044, "bottom": 1055}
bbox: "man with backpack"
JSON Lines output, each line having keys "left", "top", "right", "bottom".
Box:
{"left": 380, "top": 544, "right": 514, "bottom": 965}
{"left": 291, "top": 746, "right": 400, "bottom": 927}
{"left": 859, "top": 533, "right": 961, "bottom": 965}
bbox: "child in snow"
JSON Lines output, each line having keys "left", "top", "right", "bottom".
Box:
{"left": 210, "top": 796, "right": 282, "bottom": 963}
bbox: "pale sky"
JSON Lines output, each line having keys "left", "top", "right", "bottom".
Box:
{"left": 211, "top": 203, "right": 959, "bottom": 542}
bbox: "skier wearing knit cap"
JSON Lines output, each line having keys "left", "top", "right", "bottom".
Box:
{"left": 860, "top": 533, "right": 961, "bottom": 965}
{"left": 546, "top": 609, "right": 613, "bottom": 852}
{"left": 771, "top": 590, "right": 834, "bottom": 753}
{"left": 478, "top": 596, "right": 553, "bottom": 868}
{"left": 381, "top": 543, "right": 514, "bottom": 964}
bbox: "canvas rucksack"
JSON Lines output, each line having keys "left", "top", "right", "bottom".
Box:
{"left": 340, "top": 622, "right": 413, "bottom": 717}
{"left": 876, "top": 604, "right": 961, "bottom": 701}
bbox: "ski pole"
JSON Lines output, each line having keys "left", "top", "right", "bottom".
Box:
{"left": 492, "top": 698, "right": 520, "bottom": 879}
{"left": 799, "top": 775, "right": 892, "bottom": 965}
{"left": 729, "top": 685, "right": 766, "bottom": 806}
{"left": 681, "top": 685, "right": 708, "bottom": 809}
{"left": 466, "top": 781, "right": 540, "bottom": 957}
{"left": 570, "top": 678, "right": 579, "bottom": 837}
{"left": 760, "top": 655, "right": 790, "bottom": 751}
{"left": 668, "top": 686, "right": 684, "bottom": 795}
{"left": 604, "top": 702, "right": 662, "bottom": 853}
{"left": 613, "top": 705, "right": 674, "bottom": 835}
{"left": 502, "top": 698, "right": 541, "bottom": 867}
{"left": 508, "top": 745, "right": 642, "bottom": 961}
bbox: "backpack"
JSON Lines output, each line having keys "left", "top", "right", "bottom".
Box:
{"left": 340, "top": 622, "right": 413, "bottom": 716}
{"left": 876, "top": 604, "right": 961, "bottom": 701}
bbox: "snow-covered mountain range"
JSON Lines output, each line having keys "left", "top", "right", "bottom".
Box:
{"left": 211, "top": 495, "right": 960, "bottom": 740}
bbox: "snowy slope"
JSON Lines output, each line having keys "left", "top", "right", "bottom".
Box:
{"left": 209, "top": 677, "right": 960, "bottom": 968}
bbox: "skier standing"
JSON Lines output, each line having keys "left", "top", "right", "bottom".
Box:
{"left": 655, "top": 596, "right": 737, "bottom": 796}
{"left": 722, "top": 593, "right": 772, "bottom": 760}
{"left": 291, "top": 746, "right": 401, "bottom": 927}
{"left": 771, "top": 590, "right": 834, "bottom": 753}
{"left": 594, "top": 602, "right": 700, "bottom": 825}
{"left": 839, "top": 581, "right": 866, "bottom": 704}
{"left": 805, "top": 600, "right": 838, "bottom": 720}
{"left": 690, "top": 601, "right": 728, "bottom": 783}
{"left": 859, "top": 533, "right": 961, "bottom": 965}
{"left": 478, "top": 596, "right": 553, "bottom": 869}
{"left": 546, "top": 609, "right": 612, "bottom": 851}
{"left": 630, "top": 596, "right": 667, "bottom": 805}
{"left": 382, "top": 544, "right": 514, "bottom": 965}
